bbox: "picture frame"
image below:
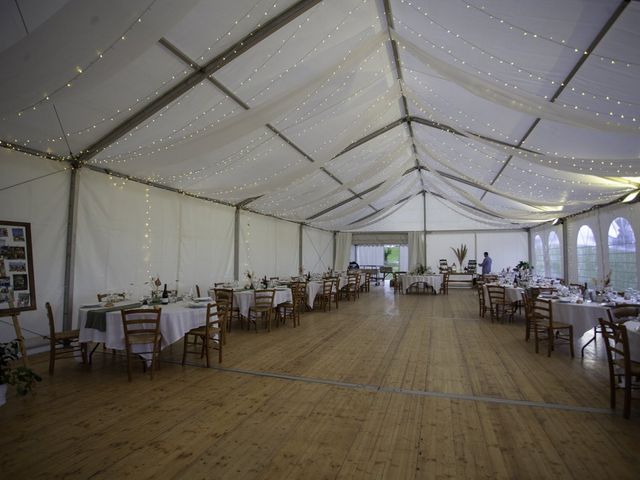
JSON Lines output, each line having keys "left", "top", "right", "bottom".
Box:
{"left": 0, "top": 221, "right": 36, "bottom": 314}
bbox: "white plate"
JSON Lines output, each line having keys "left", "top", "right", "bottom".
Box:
{"left": 188, "top": 303, "right": 207, "bottom": 308}
{"left": 558, "top": 298, "right": 573, "bottom": 303}
{"left": 193, "top": 297, "right": 212, "bottom": 302}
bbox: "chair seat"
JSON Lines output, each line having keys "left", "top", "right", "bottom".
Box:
{"left": 188, "top": 326, "right": 220, "bottom": 336}
{"left": 48, "top": 329, "right": 81, "bottom": 341}
{"left": 127, "top": 333, "right": 162, "bottom": 345}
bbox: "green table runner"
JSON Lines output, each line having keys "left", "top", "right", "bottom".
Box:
{"left": 85, "top": 302, "right": 142, "bottom": 332}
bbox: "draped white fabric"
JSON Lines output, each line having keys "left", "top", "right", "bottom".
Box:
{"left": 302, "top": 226, "right": 333, "bottom": 275}
{"left": 239, "top": 211, "right": 299, "bottom": 279}
{"left": 407, "top": 231, "right": 426, "bottom": 272}
{"left": 0, "top": 150, "right": 69, "bottom": 344}
{"left": 356, "top": 245, "right": 384, "bottom": 266}
{"left": 334, "top": 232, "right": 352, "bottom": 271}
{"left": 73, "top": 169, "right": 235, "bottom": 327}
{"left": 400, "top": 245, "right": 409, "bottom": 272}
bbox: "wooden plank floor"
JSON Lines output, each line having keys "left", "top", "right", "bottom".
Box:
{"left": 2, "top": 286, "right": 639, "bottom": 479}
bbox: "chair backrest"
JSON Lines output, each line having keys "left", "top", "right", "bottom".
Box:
{"left": 195, "top": 285, "right": 201, "bottom": 297}
{"left": 486, "top": 285, "right": 505, "bottom": 305}
{"left": 322, "top": 278, "right": 335, "bottom": 295}
{"left": 45, "top": 302, "right": 57, "bottom": 338}
{"left": 214, "top": 282, "right": 226, "bottom": 287}
{"left": 347, "top": 275, "right": 357, "bottom": 289}
{"left": 254, "top": 289, "right": 275, "bottom": 310}
{"left": 521, "top": 290, "right": 534, "bottom": 321}
{"left": 214, "top": 288, "right": 235, "bottom": 310}
{"left": 97, "top": 292, "right": 126, "bottom": 302}
{"left": 290, "top": 281, "right": 306, "bottom": 308}
{"left": 205, "top": 303, "right": 223, "bottom": 336}
{"left": 467, "top": 260, "right": 477, "bottom": 268}
{"left": 121, "top": 308, "right": 162, "bottom": 346}
{"left": 569, "top": 283, "right": 585, "bottom": 294}
{"left": 607, "top": 304, "right": 640, "bottom": 322}
{"left": 532, "top": 298, "right": 553, "bottom": 326}
{"left": 599, "top": 316, "right": 631, "bottom": 378}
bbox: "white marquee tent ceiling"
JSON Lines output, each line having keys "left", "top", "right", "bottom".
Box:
{"left": 1, "top": 0, "right": 639, "bottom": 230}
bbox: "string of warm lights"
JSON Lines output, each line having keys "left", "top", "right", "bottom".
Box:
{"left": 460, "top": 0, "right": 640, "bottom": 68}
{"left": 395, "top": 14, "right": 640, "bottom": 114}
{"left": 12, "top": 0, "right": 163, "bottom": 118}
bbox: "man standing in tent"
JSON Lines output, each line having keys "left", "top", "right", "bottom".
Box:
{"left": 479, "top": 252, "right": 492, "bottom": 275}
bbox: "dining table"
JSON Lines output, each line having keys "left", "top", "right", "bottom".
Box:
{"left": 400, "top": 274, "right": 443, "bottom": 294}
{"left": 209, "top": 287, "right": 293, "bottom": 318}
{"left": 78, "top": 299, "right": 211, "bottom": 354}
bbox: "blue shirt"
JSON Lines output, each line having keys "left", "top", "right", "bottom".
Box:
{"left": 480, "top": 256, "right": 492, "bottom": 274}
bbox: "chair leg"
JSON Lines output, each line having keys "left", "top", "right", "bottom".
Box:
{"left": 624, "top": 372, "right": 631, "bottom": 419}
{"left": 49, "top": 340, "right": 56, "bottom": 375}
{"left": 569, "top": 327, "right": 575, "bottom": 358}
{"left": 182, "top": 334, "right": 189, "bottom": 366}
{"left": 547, "top": 327, "right": 553, "bottom": 357}
{"left": 126, "top": 347, "right": 133, "bottom": 382}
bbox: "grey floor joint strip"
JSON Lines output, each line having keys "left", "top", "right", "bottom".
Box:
{"left": 199, "top": 363, "right": 613, "bottom": 415}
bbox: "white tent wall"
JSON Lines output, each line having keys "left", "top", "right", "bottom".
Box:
{"left": 0, "top": 150, "right": 69, "bottom": 344}
{"left": 73, "top": 169, "right": 235, "bottom": 327}
{"left": 476, "top": 231, "right": 529, "bottom": 274}
{"left": 177, "top": 195, "right": 235, "bottom": 290}
{"left": 302, "top": 226, "right": 333, "bottom": 275}
{"left": 565, "top": 202, "right": 640, "bottom": 288}
{"left": 529, "top": 224, "right": 564, "bottom": 279}
{"left": 239, "top": 211, "right": 299, "bottom": 280}
{"left": 426, "top": 232, "right": 476, "bottom": 272}
{"left": 73, "top": 169, "right": 181, "bottom": 327}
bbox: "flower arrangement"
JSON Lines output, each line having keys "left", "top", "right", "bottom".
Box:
{"left": 514, "top": 261, "right": 531, "bottom": 272}
{"left": 412, "top": 264, "right": 426, "bottom": 275}
{"left": 451, "top": 244, "right": 468, "bottom": 267}
{"left": 1, "top": 340, "right": 42, "bottom": 400}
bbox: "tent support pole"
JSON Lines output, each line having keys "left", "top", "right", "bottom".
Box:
{"left": 299, "top": 225, "right": 303, "bottom": 275}
{"left": 234, "top": 208, "right": 240, "bottom": 282}
{"left": 527, "top": 228, "right": 532, "bottom": 266}
{"left": 62, "top": 166, "right": 79, "bottom": 331}
{"left": 562, "top": 221, "right": 570, "bottom": 283}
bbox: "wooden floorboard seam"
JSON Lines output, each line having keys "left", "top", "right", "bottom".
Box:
{"left": 163, "top": 361, "right": 614, "bottom": 415}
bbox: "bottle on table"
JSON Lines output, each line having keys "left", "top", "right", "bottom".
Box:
{"left": 162, "top": 283, "right": 169, "bottom": 304}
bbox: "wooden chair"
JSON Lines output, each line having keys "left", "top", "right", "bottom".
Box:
{"left": 213, "top": 288, "right": 241, "bottom": 332}
{"left": 248, "top": 289, "right": 276, "bottom": 332}
{"left": 581, "top": 304, "right": 640, "bottom": 357}
{"left": 277, "top": 281, "right": 305, "bottom": 327}
{"left": 97, "top": 292, "right": 126, "bottom": 302}
{"left": 195, "top": 285, "right": 201, "bottom": 297}
{"left": 317, "top": 278, "right": 338, "bottom": 311}
{"left": 392, "top": 272, "right": 401, "bottom": 294}
{"left": 45, "top": 302, "right": 87, "bottom": 374}
{"left": 121, "top": 308, "right": 162, "bottom": 382}
{"left": 598, "top": 316, "right": 640, "bottom": 419}
{"left": 439, "top": 259, "right": 448, "bottom": 273}
{"left": 521, "top": 290, "right": 534, "bottom": 341}
{"left": 182, "top": 303, "right": 223, "bottom": 367}
{"left": 532, "top": 298, "right": 574, "bottom": 357}
{"left": 362, "top": 272, "right": 371, "bottom": 292}
{"left": 569, "top": 283, "right": 585, "bottom": 294}
{"left": 485, "top": 285, "right": 516, "bottom": 323}
{"left": 440, "top": 272, "right": 449, "bottom": 295}
{"left": 476, "top": 282, "right": 487, "bottom": 317}
{"left": 341, "top": 275, "right": 358, "bottom": 302}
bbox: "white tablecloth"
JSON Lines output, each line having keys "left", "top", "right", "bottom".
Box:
{"left": 79, "top": 301, "right": 209, "bottom": 351}
{"left": 483, "top": 284, "right": 524, "bottom": 304}
{"left": 551, "top": 301, "right": 610, "bottom": 338}
{"left": 400, "top": 274, "right": 443, "bottom": 293}
{"left": 624, "top": 320, "right": 640, "bottom": 363}
{"left": 226, "top": 288, "right": 292, "bottom": 318}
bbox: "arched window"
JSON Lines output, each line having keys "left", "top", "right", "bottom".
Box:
{"left": 608, "top": 217, "right": 637, "bottom": 290}
{"left": 548, "top": 231, "right": 562, "bottom": 279}
{"left": 533, "top": 234, "right": 545, "bottom": 275}
{"left": 577, "top": 225, "right": 598, "bottom": 285}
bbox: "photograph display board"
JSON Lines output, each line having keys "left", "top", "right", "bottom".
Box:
{"left": 0, "top": 221, "right": 36, "bottom": 313}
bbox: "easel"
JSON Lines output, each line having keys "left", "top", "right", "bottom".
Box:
{"left": 1, "top": 296, "right": 29, "bottom": 367}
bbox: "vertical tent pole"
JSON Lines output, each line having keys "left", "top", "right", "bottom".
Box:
{"left": 234, "top": 208, "right": 240, "bottom": 281}
{"left": 562, "top": 221, "right": 569, "bottom": 283}
{"left": 299, "top": 224, "right": 303, "bottom": 275}
{"left": 62, "top": 166, "right": 79, "bottom": 331}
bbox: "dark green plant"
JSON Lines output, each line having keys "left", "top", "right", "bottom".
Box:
{"left": 514, "top": 260, "right": 531, "bottom": 271}
{"left": 1, "top": 340, "right": 42, "bottom": 396}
